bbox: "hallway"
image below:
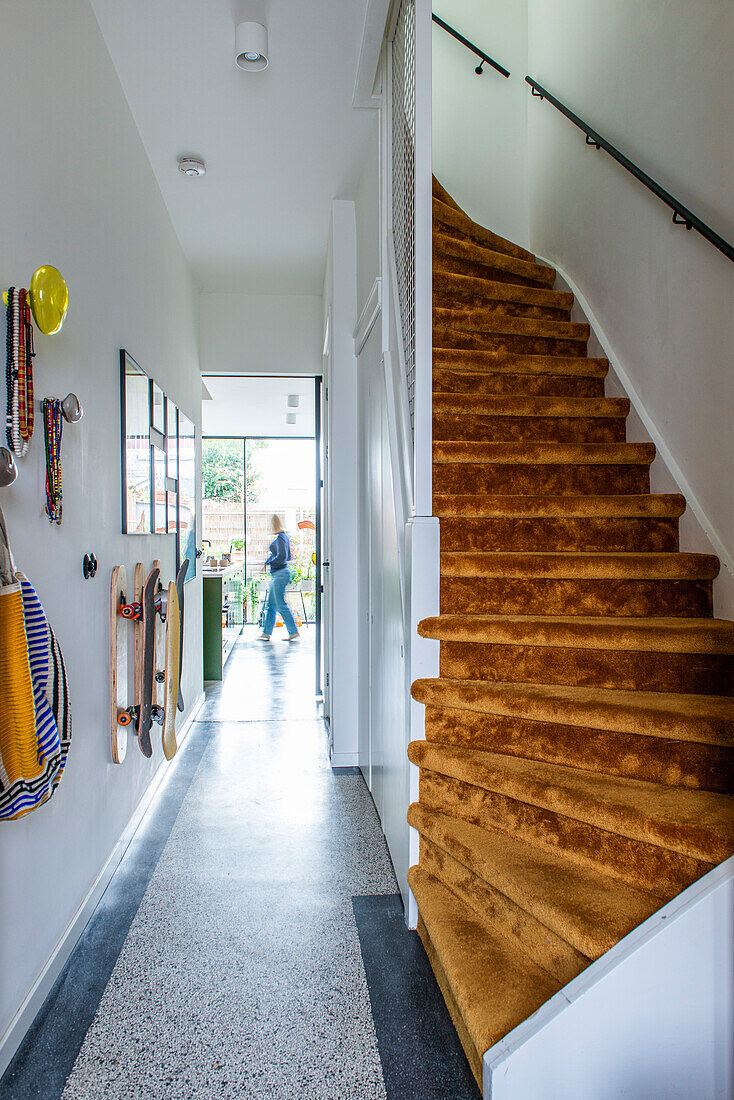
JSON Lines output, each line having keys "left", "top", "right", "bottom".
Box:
{"left": 2, "top": 632, "right": 478, "bottom": 1100}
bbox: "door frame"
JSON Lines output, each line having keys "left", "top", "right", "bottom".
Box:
{"left": 201, "top": 374, "right": 323, "bottom": 694}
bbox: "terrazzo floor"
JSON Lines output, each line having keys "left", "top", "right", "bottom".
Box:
{"left": 3, "top": 628, "right": 479, "bottom": 1099}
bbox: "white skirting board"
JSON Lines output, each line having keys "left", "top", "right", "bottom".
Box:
{"left": 483, "top": 856, "right": 734, "bottom": 1100}
{"left": 0, "top": 691, "right": 206, "bottom": 1079}
{"left": 330, "top": 751, "right": 361, "bottom": 768}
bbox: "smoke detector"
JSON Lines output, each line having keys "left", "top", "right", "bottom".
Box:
{"left": 178, "top": 156, "right": 206, "bottom": 178}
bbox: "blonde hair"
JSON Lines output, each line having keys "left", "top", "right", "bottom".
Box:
{"left": 271, "top": 514, "right": 284, "bottom": 533}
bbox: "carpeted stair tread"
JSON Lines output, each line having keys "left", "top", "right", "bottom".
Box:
{"left": 418, "top": 614, "right": 734, "bottom": 653}
{"left": 433, "top": 394, "right": 628, "bottom": 418}
{"left": 412, "top": 677, "right": 734, "bottom": 747}
{"left": 434, "top": 232, "right": 556, "bottom": 288}
{"left": 433, "top": 349, "right": 608, "bottom": 376}
{"left": 432, "top": 176, "right": 464, "bottom": 213}
{"left": 433, "top": 197, "right": 536, "bottom": 263}
{"left": 432, "top": 440, "right": 655, "bottom": 464}
{"left": 408, "top": 741, "right": 734, "bottom": 863}
{"left": 433, "top": 309, "right": 589, "bottom": 343}
{"left": 432, "top": 493, "right": 685, "bottom": 518}
{"left": 433, "top": 368, "right": 605, "bottom": 399}
{"left": 409, "top": 803, "right": 665, "bottom": 959}
{"left": 422, "top": 704, "right": 734, "bottom": 792}
{"left": 433, "top": 271, "right": 574, "bottom": 311}
{"left": 409, "top": 865, "right": 561, "bottom": 1085}
{"left": 440, "top": 551, "right": 719, "bottom": 580}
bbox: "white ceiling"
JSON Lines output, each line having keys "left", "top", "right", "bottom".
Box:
{"left": 89, "top": 0, "right": 374, "bottom": 294}
{"left": 202, "top": 375, "right": 315, "bottom": 437}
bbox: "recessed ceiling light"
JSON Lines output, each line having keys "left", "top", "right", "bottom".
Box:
{"left": 178, "top": 156, "right": 206, "bottom": 177}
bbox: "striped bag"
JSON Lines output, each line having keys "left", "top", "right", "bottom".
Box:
{"left": 0, "top": 506, "right": 72, "bottom": 821}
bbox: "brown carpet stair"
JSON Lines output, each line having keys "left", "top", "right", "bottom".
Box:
{"left": 407, "top": 177, "right": 734, "bottom": 1092}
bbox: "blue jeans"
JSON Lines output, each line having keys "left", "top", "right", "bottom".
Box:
{"left": 263, "top": 568, "right": 298, "bottom": 636}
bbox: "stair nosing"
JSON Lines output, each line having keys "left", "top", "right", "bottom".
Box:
{"left": 408, "top": 741, "right": 734, "bottom": 862}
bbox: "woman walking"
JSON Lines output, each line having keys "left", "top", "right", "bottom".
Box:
{"left": 258, "top": 515, "right": 300, "bottom": 642}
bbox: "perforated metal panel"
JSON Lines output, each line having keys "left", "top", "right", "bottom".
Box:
{"left": 391, "top": 0, "right": 416, "bottom": 431}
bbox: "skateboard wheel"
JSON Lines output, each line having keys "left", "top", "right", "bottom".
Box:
{"left": 151, "top": 705, "right": 164, "bottom": 725}
{"left": 120, "top": 604, "right": 134, "bottom": 618}
{"left": 118, "top": 711, "right": 133, "bottom": 726}
{"left": 155, "top": 672, "right": 165, "bottom": 683}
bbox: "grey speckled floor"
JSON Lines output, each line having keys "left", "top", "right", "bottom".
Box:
{"left": 61, "top": 631, "right": 397, "bottom": 1099}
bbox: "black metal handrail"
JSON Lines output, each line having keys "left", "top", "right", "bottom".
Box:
{"left": 432, "top": 14, "right": 510, "bottom": 78}
{"left": 526, "top": 77, "right": 734, "bottom": 265}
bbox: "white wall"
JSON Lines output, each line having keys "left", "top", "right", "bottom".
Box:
{"left": 0, "top": 0, "right": 202, "bottom": 1066}
{"left": 198, "top": 293, "right": 323, "bottom": 376}
{"left": 527, "top": 0, "right": 734, "bottom": 613}
{"left": 322, "top": 201, "right": 361, "bottom": 766}
{"left": 432, "top": 1, "right": 529, "bottom": 249}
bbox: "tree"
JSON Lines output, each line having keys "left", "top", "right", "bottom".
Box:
{"left": 202, "top": 438, "right": 265, "bottom": 503}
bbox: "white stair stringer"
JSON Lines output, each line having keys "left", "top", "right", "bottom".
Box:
{"left": 483, "top": 855, "right": 734, "bottom": 1100}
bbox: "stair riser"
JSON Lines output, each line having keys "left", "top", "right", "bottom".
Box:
{"left": 424, "top": 705, "right": 733, "bottom": 793}
{"left": 440, "top": 517, "right": 679, "bottom": 553}
{"left": 434, "top": 313, "right": 588, "bottom": 345}
{"left": 433, "top": 202, "right": 535, "bottom": 262}
{"left": 438, "top": 642, "right": 733, "bottom": 697}
{"left": 433, "top": 464, "right": 651, "bottom": 496}
{"left": 434, "top": 415, "right": 627, "bottom": 444}
{"left": 433, "top": 372, "right": 605, "bottom": 398}
{"left": 435, "top": 331, "right": 587, "bottom": 357}
{"left": 440, "top": 578, "right": 714, "bottom": 617}
{"left": 433, "top": 217, "right": 535, "bottom": 263}
{"left": 435, "top": 255, "right": 554, "bottom": 289}
{"left": 434, "top": 243, "right": 554, "bottom": 284}
{"left": 433, "top": 297, "right": 572, "bottom": 321}
{"left": 419, "top": 768, "right": 712, "bottom": 895}
{"left": 419, "top": 838, "right": 587, "bottom": 984}
{"left": 434, "top": 293, "right": 570, "bottom": 322}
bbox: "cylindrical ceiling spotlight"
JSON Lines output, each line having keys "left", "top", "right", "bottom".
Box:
{"left": 285, "top": 412, "right": 297, "bottom": 425}
{"left": 235, "top": 22, "right": 269, "bottom": 71}
{"left": 287, "top": 395, "right": 300, "bottom": 408}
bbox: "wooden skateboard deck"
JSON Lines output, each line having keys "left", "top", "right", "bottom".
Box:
{"left": 137, "top": 567, "right": 159, "bottom": 758}
{"left": 133, "top": 562, "right": 145, "bottom": 710}
{"left": 110, "top": 565, "right": 128, "bottom": 764}
{"left": 175, "top": 559, "right": 188, "bottom": 712}
{"left": 162, "top": 581, "right": 180, "bottom": 761}
{"left": 151, "top": 558, "right": 166, "bottom": 710}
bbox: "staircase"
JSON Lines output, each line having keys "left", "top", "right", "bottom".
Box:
{"left": 407, "top": 178, "right": 734, "bottom": 1092}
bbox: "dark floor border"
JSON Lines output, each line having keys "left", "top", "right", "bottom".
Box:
{"left": 353, "top": 893, "right": 480, "bottom": 1100}
{"left": 0, "top": 721, "right": 214, "bottom": 1100}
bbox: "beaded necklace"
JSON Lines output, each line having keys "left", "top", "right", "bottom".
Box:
{"left": 43, "top": 398, "right": 63, "bottom": 523}
{"left": 4, "top": 286, "right": 35, "bottom": 456}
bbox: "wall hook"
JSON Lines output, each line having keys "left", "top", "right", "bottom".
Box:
{"left": 61, "top": 393, "right": 83, "bottom": 423}
{"left": 83, "top": 553, "right": 98, "bottom": 579}
{"left": 0, "top": 447, "right": 18, "bottom": 487}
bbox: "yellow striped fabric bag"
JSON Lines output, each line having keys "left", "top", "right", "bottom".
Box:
{"left": 0, "top": 505, "right": 70, "bottom": 820}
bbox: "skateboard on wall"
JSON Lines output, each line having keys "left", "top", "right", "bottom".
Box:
{"left": 117, "top": 566, "right": 160, "bottom": 758}
{"left": 110, "top": 565, "right": 129, "bottom": 764}
{"left": 151, "top": 558, "right": 166, "bottom": 712}
{"left": 114, "top": 560, "right": 184, "bottom": 763}
{"left": 175, "top": 559, "right": 188, "bottom": 712}
{"left": 160, "top": 580, "right": 180, "bottom": 761}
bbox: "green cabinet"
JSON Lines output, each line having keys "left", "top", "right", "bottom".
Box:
{"left": 202, "top": 565, "right": 244, "bottom": 679}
